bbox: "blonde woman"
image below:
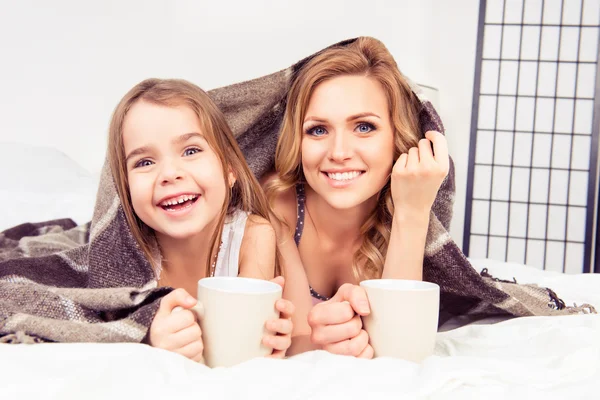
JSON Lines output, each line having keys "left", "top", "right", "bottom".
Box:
{"left": 265, "top": 37, "right": 449, "bottom": 357}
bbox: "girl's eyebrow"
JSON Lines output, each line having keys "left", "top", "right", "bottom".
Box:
{"left": 125, "top": 146, "right": 151, "bottom": 163}
{"left": 125, "top": 132, "right": 205, "bottom": 163}
{"left": 174, "top": 132, "right": 205, "bottom": 144}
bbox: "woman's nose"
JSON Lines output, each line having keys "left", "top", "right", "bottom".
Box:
{"left": 328, "top": 132, "right": 353, "bottom": 162}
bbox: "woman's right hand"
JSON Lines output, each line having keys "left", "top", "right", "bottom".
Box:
{"left": 148, "top": 288, "right": 204, "bottom": 363}
{"left": 307, "top": 284, "right": 374, "bottom": 358}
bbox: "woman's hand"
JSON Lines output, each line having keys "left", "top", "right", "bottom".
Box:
{"left": 264, "top": 276, "right": 295, "bottom": 358}
{"left": 148, "top": 288, "right": 204, "bottom": 363}
{"left": 391, "top": 131, "right": 449, "bottom": 215}
{"left": 307, "top": 284, "right": 374, "bottom": 358}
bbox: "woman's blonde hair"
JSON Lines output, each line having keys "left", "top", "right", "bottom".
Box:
{"left": 108, "top": 78, "right": 279, "bottom": 277}
{"left": 267, "top": 37, "right": 422, "bottom": 281}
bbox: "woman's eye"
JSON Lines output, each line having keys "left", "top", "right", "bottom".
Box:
{"left": 307, "top": 126, "right": 327, "bottom": 137}
{"left": 134, "top": 159, "right": 154, "bottom": 168}
{"left": 356, "top": 123, "right": 375, "bottom": 134}
{"left": 184, "top": 147, "right": 202, "bottom": 156}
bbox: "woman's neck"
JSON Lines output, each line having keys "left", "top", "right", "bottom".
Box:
{"left": 304, "top": 185, "right": 378, "bottom": 245}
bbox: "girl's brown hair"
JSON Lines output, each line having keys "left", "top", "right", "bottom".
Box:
{"left": 108, "top": 78, "right": 279, "bottom": 277}
{"left": 267, "top": 37, "right": 422, "bottom": 281}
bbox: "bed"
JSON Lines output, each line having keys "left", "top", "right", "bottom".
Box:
{"left": 1, "top": 143, "right": 599, "bottom": 399}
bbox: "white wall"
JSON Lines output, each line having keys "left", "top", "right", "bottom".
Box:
{"left": 0, "top": 0, "right": 480, "bottom": 249}
{"left": 433, "top": 1, "right": 481, "bottom": 248}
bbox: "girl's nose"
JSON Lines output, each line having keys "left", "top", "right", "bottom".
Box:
{"left": 159, "top": 161, "right": 184, "bottom": 184}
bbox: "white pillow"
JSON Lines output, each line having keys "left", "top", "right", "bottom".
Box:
{"left": 0, "top": 142, "right": 96, "bottom": 192}
{"left": 0, "top": 142, "right": 98, "bottom": 231}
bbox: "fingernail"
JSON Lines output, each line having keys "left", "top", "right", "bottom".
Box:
{"left": 186, "top": 297, "right": 195, "bottom": 305}
{"left": 359, "top": 301, "right": 369, "bottom": 313}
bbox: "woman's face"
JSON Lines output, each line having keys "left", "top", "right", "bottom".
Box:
{"left": 301, "top": 75, "right": 395, "bottom": 210}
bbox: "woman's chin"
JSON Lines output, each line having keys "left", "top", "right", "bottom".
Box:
{"left": 322, "top": 194, "right": 370, "bottom": 211}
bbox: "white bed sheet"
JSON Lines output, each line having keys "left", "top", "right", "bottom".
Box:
{"left": 1, "top": 262, "right": 599, "bottom": 400}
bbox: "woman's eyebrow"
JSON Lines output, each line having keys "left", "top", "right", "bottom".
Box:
{"left": 347, "top": 112, "right": 381, "bottom": 121}
{"left": 303, "top": 112, "right": 381, "bottom": 124}
{"left": 303, "top": 116, "right": 327, "bottom": 124}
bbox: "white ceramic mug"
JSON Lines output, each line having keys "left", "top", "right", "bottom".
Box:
{"left": 175, "top": 277, "right": 281, "bottom": 368}
{"left": 360, "top": 279, "right": 440, "bottom": 363}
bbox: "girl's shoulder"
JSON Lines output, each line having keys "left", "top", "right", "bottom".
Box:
{"left": 238, "top": 213, "right": 277, "bottom": 279}
{"left": 226, "top": 211, "right": 275, "bottom": 241}
{"left": 240, "top": 213, "right": 276, "bottom": 250}
{"left": 245, "top": 213, "right": 275, "bottom": 234}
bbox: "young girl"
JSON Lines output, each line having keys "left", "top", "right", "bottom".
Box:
{"left": 108, "top": 78, "right": 294, "bottom": 361}
{"left": 265, "top": 37, "right": 449, "bottom": 357}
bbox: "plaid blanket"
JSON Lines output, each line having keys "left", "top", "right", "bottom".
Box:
{"left": 0, "top": 37, "right": 594, "bottom": 344}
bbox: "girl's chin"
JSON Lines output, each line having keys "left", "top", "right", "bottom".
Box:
{"left": 154, "top": 227, "right": 207, "bottom": 242}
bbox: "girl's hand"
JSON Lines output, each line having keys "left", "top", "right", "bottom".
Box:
{"left": 307, "top": 284, "right": 374, "bottom": 358}
{"left": 148, "top": 288, "right": 204, "bottom": 363}
{"left": 391, "top": 131, "right": 449, "bottom": 215}
{"left": 264, "top": 276, "right": 295, "bottom": 358}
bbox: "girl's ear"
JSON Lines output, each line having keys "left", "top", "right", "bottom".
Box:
{"left": 228, "top": 170, "right": 236, "bottom": 188}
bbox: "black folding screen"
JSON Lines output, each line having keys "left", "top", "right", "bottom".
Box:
{"left": 463, "top": 0, "right": 600, "bottom": 273}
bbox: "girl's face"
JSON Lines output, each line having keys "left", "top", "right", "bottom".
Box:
{"left": 301, "top": 75, "right": 395, "bottom": 210}
{"left": 123, "top": 100, "right": 231, "bottom": 242}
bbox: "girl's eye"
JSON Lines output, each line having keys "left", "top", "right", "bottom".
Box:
{"left": 134, "top": 159, "right": 154, "bottom": 168}
{"left": 306, "top": 126, "right": 327, "bottom": 137}
{"left": 183, "top": 147, "right": 202, "bottom": 156}
{"left": 356, "top": 122, "right": 375, "bottom": 134}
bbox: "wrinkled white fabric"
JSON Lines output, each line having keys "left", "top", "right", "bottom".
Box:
{"left": 1, "top": 262, "right": 599, "bottom": 400}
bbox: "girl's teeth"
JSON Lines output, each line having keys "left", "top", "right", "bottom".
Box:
{"left": 161, "top": 194, "right": 197, "bottom": 206}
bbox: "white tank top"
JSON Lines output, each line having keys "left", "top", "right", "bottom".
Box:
{"left": 213, "top": 210, "right": 249, "bottom": 277}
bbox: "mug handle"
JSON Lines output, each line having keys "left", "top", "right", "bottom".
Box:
{"left": 172, "top": 302, "right": 205, "bottom": 321}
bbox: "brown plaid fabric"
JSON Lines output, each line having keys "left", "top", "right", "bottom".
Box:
{"left": 0, "top": 37, "right": 594, "bottom": 344}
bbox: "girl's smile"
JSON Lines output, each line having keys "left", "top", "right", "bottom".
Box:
{"left": 157, "top": 192, "right": 201, "bottom": 216}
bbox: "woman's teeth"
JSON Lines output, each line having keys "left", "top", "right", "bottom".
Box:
{"left": 326, "top": 171, "right": 362, "bottom": 181}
